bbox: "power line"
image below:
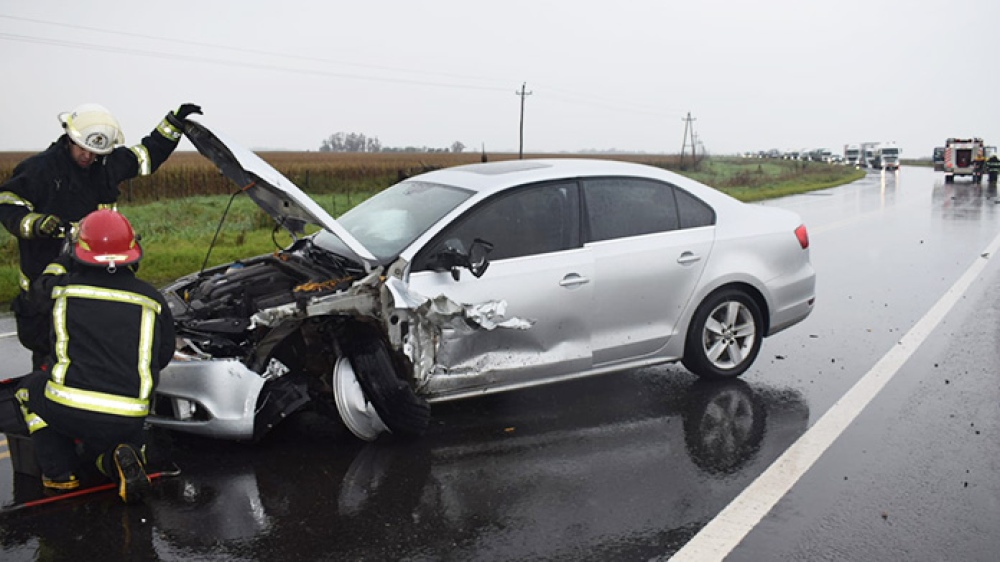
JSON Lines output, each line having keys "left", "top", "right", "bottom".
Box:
{"left": 544, "top": 86, "right": 682, "bottom": 118}
{"left": 0, "top": 14, "right": 695, "bottom": 143}
{"left": 0, "top": 32, "right": 512, "bottom": 93}
{"left": 0, "top": 14, "right": 508, "bottom": 88}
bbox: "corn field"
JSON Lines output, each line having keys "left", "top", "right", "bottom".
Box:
{"left": 0, "top": 151, "right": 689, "bottom": 205}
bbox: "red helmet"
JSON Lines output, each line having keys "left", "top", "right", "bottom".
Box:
{"left": 73, "top": 209, "right": 142, "bottom": 267}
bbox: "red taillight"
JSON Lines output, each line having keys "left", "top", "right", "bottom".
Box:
{"left": 794, "top": 224, "right": 809, "bottom": 249}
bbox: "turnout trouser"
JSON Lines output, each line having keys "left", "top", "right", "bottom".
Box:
{"left": 17, "top": 372, "right": 146, "bottom": 480}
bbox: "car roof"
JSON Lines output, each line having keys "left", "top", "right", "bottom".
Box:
{"left": 408, "top": 158, "right": 732, "bottom": 204}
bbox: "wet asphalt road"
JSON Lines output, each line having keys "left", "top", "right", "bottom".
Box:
{"left": 1, "top": 166, "right": 998, "bottom": 561}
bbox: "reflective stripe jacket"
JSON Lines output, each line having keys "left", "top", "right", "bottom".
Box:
{"left": 0, "top": 114, "right": 182, "bottom": 291}
{"left": 34, "top": 257, "right": 175, "bottom": 417}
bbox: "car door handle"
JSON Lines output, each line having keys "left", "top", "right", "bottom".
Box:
{"left": 559, "top": 274, "right": 590, "bottom": 287}
{"left": 677, "top": 251, "right": 701, "bottom": 265}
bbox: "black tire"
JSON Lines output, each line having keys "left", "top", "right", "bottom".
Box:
{"left": 681, "top": 288, "right": 764, "bottom": 379}
{"left": 346, "top": 336, "right": 431, "bottom": 438}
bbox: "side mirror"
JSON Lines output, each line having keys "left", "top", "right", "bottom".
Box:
{"left": 427, "top": 238, "right": 493, "bottom": 281}
{"left": 467, "top": 238, "right": 493, "bottom": 278}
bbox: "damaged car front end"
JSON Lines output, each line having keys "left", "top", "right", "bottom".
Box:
{"left": 149, "top": 120, "right": 510, "bottom": 442}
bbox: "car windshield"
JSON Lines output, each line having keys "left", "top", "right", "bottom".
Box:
{"left": 315, "top": 180, "right": 474, "bottom": 262}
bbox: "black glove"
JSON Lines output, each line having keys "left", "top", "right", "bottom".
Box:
{"left": 166, "top": 103, "right": 203, "bottom": 129}
{"left": 29, "top": 214, "right": 62, "bottom": 238}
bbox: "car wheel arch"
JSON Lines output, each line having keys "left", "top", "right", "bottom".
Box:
{"left": 681, "top": 283, "right": 769, "bottom": 380}
{"left": 686, "top": 281, "right": 770, "bottom": 336}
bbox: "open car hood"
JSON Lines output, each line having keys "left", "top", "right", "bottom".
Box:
{"left": 181, "top": 119, "right": 377, "bottom": 267}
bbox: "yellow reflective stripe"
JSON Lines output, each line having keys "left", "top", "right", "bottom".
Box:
{"left": 52, "top": 285, "right": 161, "bottom": 313}
{"left": 137, "top": 306, "right": 155, "bottom": 397}
{"left": 15, "top": 388, "right": 48, "bottom": 433}
{"left": 44, "top": 381, "right": 149, "bottom": 417}
{"left": 42, "top": 262, "right": 67, "bottom": 276}
{"left": 156, "top": 118, "right": 182, "bottom": 141}
{"left": 0, "top": 191, "right": 33, "bottom": 209}
{"left": 130, "top": 145, "right": 152, "bottom": 176}
{"left": 23, "top": 408, "right": 47, "bottom": 433}
{"left": 51, "top": 293, "right": 70, "bottom": 385}
{"left": 18, "top": 270, "right": 29, "bottom": 291}
{"left": 20, "top": 212, "right": 41, "bottom": 239}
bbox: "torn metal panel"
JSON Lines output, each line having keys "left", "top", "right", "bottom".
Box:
{"left": 383, "top": 276, "right": 534, "bottom": 390}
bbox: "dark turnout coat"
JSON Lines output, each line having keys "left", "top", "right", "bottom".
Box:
{"left": 31, "top": 256, "right": 175, "bottom": 420}
{"left": 0, "top": 115, "right": 182, "bottom": 292}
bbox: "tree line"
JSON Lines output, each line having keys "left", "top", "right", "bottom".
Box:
{"left": 320, "top": 132, "right": 466, "bottom": 154}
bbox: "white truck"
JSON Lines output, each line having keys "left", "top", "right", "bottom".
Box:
{"left": 844, "top": 144, "right": 861, "bottom": 167}
{"left": 942, "top": 138, "right": 985, "bottom": 183}
{"left": 876, "top": 143, "right": 901, "bottom": 171}
{"left": 860, "top": 142, "right": 879, "bottom": 169}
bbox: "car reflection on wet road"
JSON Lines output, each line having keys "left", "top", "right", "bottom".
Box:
{"left": 0, "top": 369, "right": 808, "bottom": 561}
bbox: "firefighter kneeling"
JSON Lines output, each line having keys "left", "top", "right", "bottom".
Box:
{"left": 15, "top": 209, "right": 174, "bottom": 503}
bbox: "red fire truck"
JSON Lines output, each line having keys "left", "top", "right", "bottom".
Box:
{"left": 943, "top": 138, "right": 985, "bottom": 183}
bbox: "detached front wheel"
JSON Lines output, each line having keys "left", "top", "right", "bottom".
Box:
{"left": 341, "top": 335, "right": 431, "bottom": 439}
{"left": 682, "top": 288, "right": 763, "bottom": 379}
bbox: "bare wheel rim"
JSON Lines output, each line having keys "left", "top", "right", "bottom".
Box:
{"left": 701, "top": 300, "right": 757, "bottom": 370}
{"left": 333, "top": 357, "right": 389, "bottom": 441}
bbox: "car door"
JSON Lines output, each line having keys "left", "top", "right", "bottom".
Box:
{"left": 582, "top": 177, "right": 715, "bottom": 366}
{"left": 407, "top": 181, "right": 593, "bottom": 398}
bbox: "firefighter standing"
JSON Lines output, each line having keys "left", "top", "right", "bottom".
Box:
{"left": 15, "top": 210, "right": 175, "bottom": 503}
{"left": 972, "top": 152, "right": 987, "bottom": 183}
{"left": 986, "top": 154, "right": 1000, "bottom": 184}
{"left": 0, "top": 103, "right": 200, "bottom": 370}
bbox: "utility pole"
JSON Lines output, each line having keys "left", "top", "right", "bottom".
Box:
{"left": 679, "top": 112, "right": 696, "bottom": 170}
{"left": 515, "top": 82, "right": 532, "bottom": 159}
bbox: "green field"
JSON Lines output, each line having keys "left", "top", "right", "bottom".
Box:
{"left": 0, "top": 154, "right": 863, "bottom": 306}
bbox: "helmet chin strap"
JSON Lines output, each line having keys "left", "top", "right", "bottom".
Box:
{"left": 106, "top": 261, "right": 117, "bottom": 274}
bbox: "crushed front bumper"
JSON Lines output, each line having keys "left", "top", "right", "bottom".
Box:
{"left": 148, "top": 358, "right": 265, "bottom": 441}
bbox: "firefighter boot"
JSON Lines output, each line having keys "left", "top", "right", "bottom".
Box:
{"left": 112, "top": 444, "right": 150, "bottom": 504}
{"left": 41, "top": 472, "right": 80, "bottom": 493}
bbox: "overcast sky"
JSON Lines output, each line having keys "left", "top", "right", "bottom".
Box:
{"left": 1, "top": 1, "right": 997, "bottom": 158}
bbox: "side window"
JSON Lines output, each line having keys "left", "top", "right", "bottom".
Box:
{"left": 413, "top": 182, "right": 580, "bottom": 270}
{"left": 583, "top": 178, "right": 680, "bottom": 242}
{"left": 675, "top": 187, "right": 715, "bottom": 228}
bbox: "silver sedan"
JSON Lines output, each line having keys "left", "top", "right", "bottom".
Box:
{"left": 148, "top": 121, "right": 815, "bottom": 442}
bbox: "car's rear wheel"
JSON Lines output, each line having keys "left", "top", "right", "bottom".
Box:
{"left": 342, "top": 335, "right": 431, "bottom": 439}
{"left": 682, "top": 288, "right": 763, "bottom": 379}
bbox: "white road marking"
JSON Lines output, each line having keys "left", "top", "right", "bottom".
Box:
{"left": 0, "top": 332, "right": 17, "bottom": 339}
{"left": 669, "top": 229, "right": 1000, "bottom": 561}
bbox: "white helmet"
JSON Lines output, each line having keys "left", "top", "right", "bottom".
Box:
{"left": 57, "top": 103, "right": 124, "bottom": 155}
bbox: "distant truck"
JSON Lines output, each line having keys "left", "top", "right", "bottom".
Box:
{"left": 860, "top": 142, "right": 879, "bottom": 169}
{"left": 844, "top": 144, "right": 861, "bottom": 167}
{"left": 933, "top": 147, "right": 945, "bottom": 172}
{"left": 876, "top": 143, "right": 901, "bottom": 171}
{"left": 942, "top": 138, "right": 985, "bottom": 183}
